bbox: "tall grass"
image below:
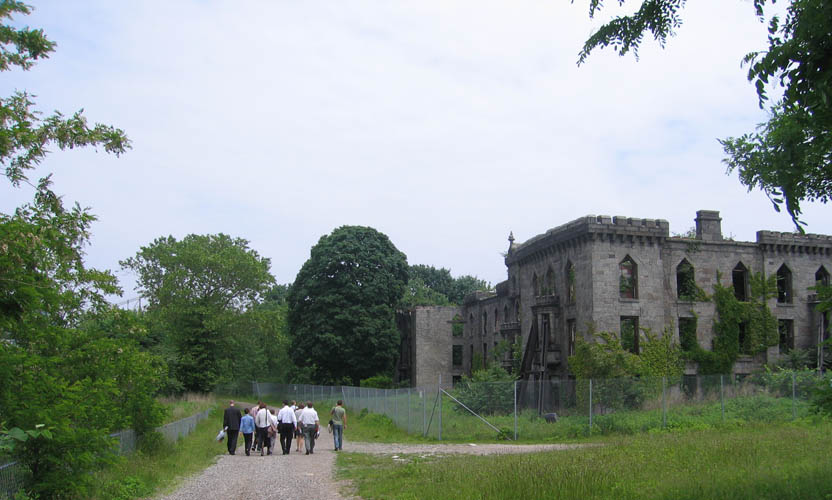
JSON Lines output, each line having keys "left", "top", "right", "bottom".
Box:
{"left": 337, "top": 420, "right": 832, "bottom": 500}
{"left": 344, "top": 391, "right": 812, "bottom": 443}
{"left": 158, "top": 393, "right": 219, "bottom": 424}
{"left": 89, "top": 405, "right": 227, "bottom": 500}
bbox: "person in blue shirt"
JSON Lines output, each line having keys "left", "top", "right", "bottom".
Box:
{"left": 239, "top": 407, "right": 256, "bottom": 456}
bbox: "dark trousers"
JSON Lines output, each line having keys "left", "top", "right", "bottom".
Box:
{"left": 278, "top": 423, "right": 294, "bottom": 454}
{"left": 256, "top": 426, "right": 270, "bottom": 454}
{"left": 226, "top": 429, "right": 239, "bottom": 455}
{"left": 242, "top": 432, "right": 253, "bottom": 455}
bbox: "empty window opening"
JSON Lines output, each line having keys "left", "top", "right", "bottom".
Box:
{"left": 733, "top": 263, "right": 749, "bottom": 302}
{"left": 816, "top": 266, "right": 830, "bottom": 287}
{"left": 679, "top": 317, "right": 698, "bottom": 352}
{"left": 676, "top": 259, "right": 697, "bottom": 300}
{"left": 566, "top": 261, "right": 576, "bottom": 303}
{"left": 532, "top": 273, "right": 539, "bottom": 297}
{"left": 620, "top": 256, "right": 638, "bottom": 299}
{"left": 482, "top": 311, "right": 488, "bottom": 336}
{"left": 452, "top": 345, "right": 463, "bottom": 366}
{"left": 620, "top": 316, "right": 640, "bottom": 354}
{"left": 567, "top": 319, "right": 577, "bottom": 356}
{"left": 738, "top": 321, "right": 750, "bottom": 354}
{"left": 545, "top": 267, "right": 555, "bottom": 296}
{"left": 777, "top": 264, "right": 793, "bottom": 304}
{"left": 778, "top": 319, "right": 794, "bottom": 352}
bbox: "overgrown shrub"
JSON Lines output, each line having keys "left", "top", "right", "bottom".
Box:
{"left": 751, "top": 367, "right": 818, "bottom": 399}
{"left": 360, "top": 375, "right": 394, "bottom": 389}
{"left": 810, "top": 373, "right": 832, "bottom": 416}
{"left": 452, "top": 365, "right": 516, "bottom": 415}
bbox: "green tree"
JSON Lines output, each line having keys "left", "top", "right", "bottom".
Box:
{"left": 0, "top": 4, "right": 164, "bottom": 497}
{"left": 288, "top": 225, "right": 409, "bottom": 385}
{"left": 577, "top": 0, "right": 832, "bottom": 230}
{"left": 121, "top": 234, "right": 276, "bottom": 392}
{"left": 399, "top": 276, "right": 451, "bottom": 308}
{"left": 407, "top": 264, "right": 490, "bottom": 304}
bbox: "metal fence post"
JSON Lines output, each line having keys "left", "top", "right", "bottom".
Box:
{"left": 514, "top": 380, "right": 518, "bottom": 441}
{"left": 438, "top": 375, "right": 443, "bottom": 441}
{"left": 662, "top": 376, "right": 667, "bottom": 429}
{"left": 792, "top": 371, "right": 797, "bottom": 420}
{"left": 423, "top": 387, "right": 426, "bottom": 436}
{"left": 720, "top": 375, "right": 725, "bottom": 422}
{"left": 588, "top": 378, "right": 593, "bottom": 435}
{"left": 408, "top": 388, "right": 411, "bottom": 434}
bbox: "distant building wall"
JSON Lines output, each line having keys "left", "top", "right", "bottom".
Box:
{"left": 399, "top": 210, "right": 832, "bottom": 386}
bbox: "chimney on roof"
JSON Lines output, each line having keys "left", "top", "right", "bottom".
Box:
{"left": 695, "top": 210, "right": 722, "bottom": 242}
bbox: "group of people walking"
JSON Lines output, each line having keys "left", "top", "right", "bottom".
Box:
{"left": 222, "top": 399, "right": 347, "bottom": 456}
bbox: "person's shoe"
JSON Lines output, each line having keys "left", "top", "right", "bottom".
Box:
{"left": 305, "top": 451, "right": 309, "bottom": 455}
{"left": 245, "top": 452, "right": 250, "bottom": 456}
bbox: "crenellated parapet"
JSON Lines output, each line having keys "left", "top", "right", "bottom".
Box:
{"left": 756, "top": 230, "right": 832, "bottom": 255}
{"left": 506, "top": 215, "right": 669, "bottom": 264}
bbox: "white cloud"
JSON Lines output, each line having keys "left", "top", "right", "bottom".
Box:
{"left": 2, "top": 0, "right": 827, "bottom": 291}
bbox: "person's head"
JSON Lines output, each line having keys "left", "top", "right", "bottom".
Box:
{"left": 270, "top": 408, "right": 275, "bottom": 415}
{"left": 283, "top": 399, "right": 289, "bottom": 407}
{"left": 259, "top": 401, "right": 266, "bottom": 409}
{"left": 298, "top": 403, "right": 305, "bottom": 409}
{"left": 337, "top": 400, "right": 343, "bottom": 406}
{"left": 291, "top": 400, "right": 296, "bottom": 406}
{"left": 306, "top": 401, "right": 313, "bottom": 408}
{"left": 229, "top": 400, "right": 235, "bottom": 406}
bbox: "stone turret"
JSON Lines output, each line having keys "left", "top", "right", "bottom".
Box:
{"left": 695, "top": 210, "right": 723, "bottom": 242}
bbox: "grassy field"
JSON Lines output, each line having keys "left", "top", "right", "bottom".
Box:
{"left": 159, "top": 393, "right": 219, "bottom": 424}
{"left": 337, "top": 420, "right": 832, "bottom": 500}
{"left": 89, "top": 405, "right": 227, "bottom": 500}
{"left": 341, "top": 391, "right": 812, "bottom": 443}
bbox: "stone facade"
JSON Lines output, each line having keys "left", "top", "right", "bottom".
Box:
{"left": 397, "top": 210, "right": 832, "bottom": 387}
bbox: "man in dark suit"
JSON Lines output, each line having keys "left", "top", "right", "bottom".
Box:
{"left": 222, "top": 400, "right": 242, "bottom": 455}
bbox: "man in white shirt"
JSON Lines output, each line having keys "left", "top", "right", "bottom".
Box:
{"left": 298, "top": 401, "right": 319, "bottom": 455}
{"left": 276, "top": 400, "right": 298, "bottom": 455}
{"left": 255, "top": 403, "right": 272, "bottom": 456}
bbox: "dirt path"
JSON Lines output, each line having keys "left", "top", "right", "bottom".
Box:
{"left": 155, "top": 438, "right": 588, "bottom": 500}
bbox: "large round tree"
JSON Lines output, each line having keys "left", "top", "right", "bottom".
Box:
{"left": 288, "top": 226, "right": 408, "bottom": 385}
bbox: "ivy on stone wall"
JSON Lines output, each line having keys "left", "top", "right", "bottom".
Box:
{"left": 451, "top": 314, "right": 464, "bottom": 337}
{"left": 684, "top": 272, "right": 778, "bottom": 374}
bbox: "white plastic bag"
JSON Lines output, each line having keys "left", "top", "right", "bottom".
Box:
{"left": 216, "top": 428, "right": 226, "bottom": 441}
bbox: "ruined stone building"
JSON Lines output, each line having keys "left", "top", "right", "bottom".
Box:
{"left": 397, "top": 210, "right": 832, "bottom": 388}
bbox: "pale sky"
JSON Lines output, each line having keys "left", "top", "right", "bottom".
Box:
{"left": 3, "top": 0, "right": 829, "bottom": 299}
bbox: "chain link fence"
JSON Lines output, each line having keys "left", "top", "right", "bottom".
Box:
{"left": 1, "top": 408, "right": 216, "bottom": 499}
{"left": 224, "top": 371, "right": 824, "bottom": 442}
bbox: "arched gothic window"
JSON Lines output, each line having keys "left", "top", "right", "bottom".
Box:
{"left": 619, "top": 256, "right": 638, "bottom": 299}
{"left": 676, "top": 259, "right": 696, "bottom": 300}
{"left": 732, "top": 262, "right": 749, "bottom": 302}
{"left": 777, "top": 264, "right": 793, "bottom": 304}
{"left": 545, "top": 267, "right": 555, "bottom": 296}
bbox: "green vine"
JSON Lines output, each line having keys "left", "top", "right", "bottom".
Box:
{"left": 451, "top": 314, "right": 464, "bottom": 337}
{"left": 684, "top": 272, "right": 778, "bottom": 374}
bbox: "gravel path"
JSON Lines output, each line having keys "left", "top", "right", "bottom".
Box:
{"left": 155, "top": 443, "right": 346, "bottom": 500}
{"left": 155, "top": 438, "right": 589, "bottom": 500}
{"left": 346, "top": 441, "right": 589, "bottom": 456}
